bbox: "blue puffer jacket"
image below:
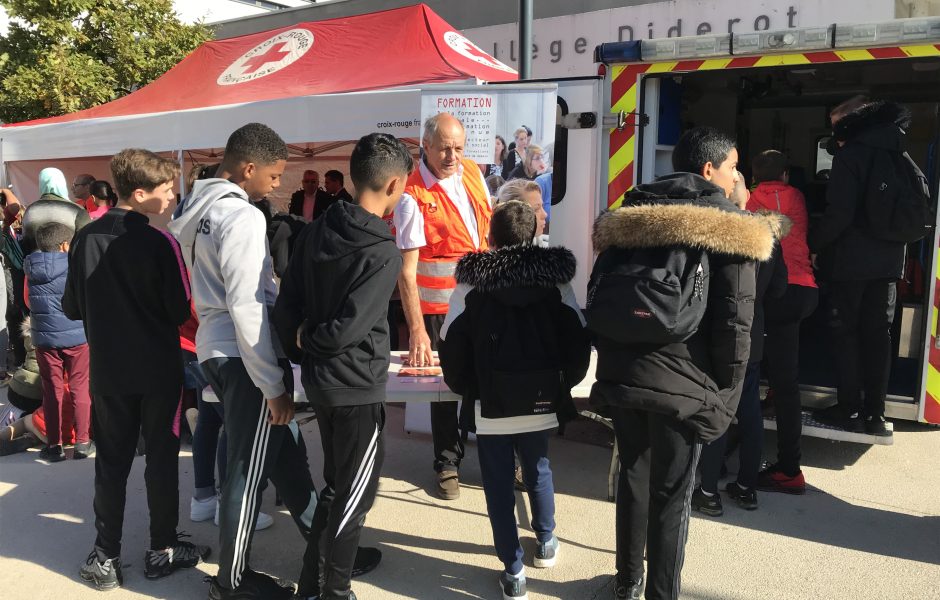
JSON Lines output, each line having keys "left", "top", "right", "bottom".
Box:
{"left": 25, "top": 252, "right": 86, "bottom": 349}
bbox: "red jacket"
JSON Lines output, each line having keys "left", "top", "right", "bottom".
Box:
{"left": 747, "top": 182, "right": 817, "bottom": 288}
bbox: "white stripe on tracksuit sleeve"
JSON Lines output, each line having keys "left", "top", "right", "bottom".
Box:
{"left": 217, "top": 206, "right": 286, "bottom": 399}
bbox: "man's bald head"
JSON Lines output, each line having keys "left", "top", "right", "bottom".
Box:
{"left": 422, "top": 113, "right": 466, "bottom": 179}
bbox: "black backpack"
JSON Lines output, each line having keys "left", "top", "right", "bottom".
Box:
{"left": 477, "top": 295, "right": 567, "bottom": 420}
{"left": 586, "top": 245, "right": 709, "bottom": 346}
{"left": 864, "top": 150, "right": 933, "bottom": 243}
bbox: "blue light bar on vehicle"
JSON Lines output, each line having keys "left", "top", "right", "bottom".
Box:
{"left": 834, "top": 17, "right": 940, "bottom": 47}
{"left": 594, "top": 41, "right": 642, "bottom": 65}
{"left": 734, "top": 26, "right": 832, "bottom": 54}
{"left": 640, "top": 34, "right": 731, "bottom": 62}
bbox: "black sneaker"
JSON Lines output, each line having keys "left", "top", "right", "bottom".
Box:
{"left": 498, "top": 570, "right": 528, "bottom": 600}
{"left": 208, "top": 570, "right": 295, "bottom": 599}
{"left": 726, "top": 482, "right": 758, "bottom": 510}
{"left": 79, "top": 549, "right": 123, "bottom": 591}
{"left": 691, "top": 486, "right": 723, "bottom": 517}
{"left": 615, "top": 573, "right": 643, "bottom": 599}
{"left": 814, "top": 405, "right": 864, "bottom": 433}
{"left": 39, "top": 444, "right": 66, "bottom": 462}
{"left": 145, "top": 532, "right": 210, "bottom": 579}
{"left": 533, "top": 535, "right": 558, "bottom": 568}
{"left": 351, "top": 546, "right": 381, "bottom": 578}
{"left": 73, "top": 441, "right": 96, "bottom": 459}
{"left": 865, "top": 416, "right": 893, "bottom": 437}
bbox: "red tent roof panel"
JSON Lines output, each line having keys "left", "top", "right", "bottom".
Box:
{"left": 9, "top": 4, "right": 516, "bottom": 127}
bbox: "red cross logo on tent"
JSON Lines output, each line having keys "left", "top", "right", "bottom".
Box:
{"left": 218, "top": 29, "right": 315, "bottom": 86}
{"left": 241, "top": 42, "right": 291, "bottom": 74}
{"left": 442, "top": 31, "right": 516, "bottom": 74}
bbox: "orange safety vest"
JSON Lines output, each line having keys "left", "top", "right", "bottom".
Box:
{"left": 405, "top": 158, "right": 492, "bottom": 315}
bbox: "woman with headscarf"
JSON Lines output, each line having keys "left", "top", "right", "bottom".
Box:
{"left": 21, "top": 168, "right": 91, "bottom": 254}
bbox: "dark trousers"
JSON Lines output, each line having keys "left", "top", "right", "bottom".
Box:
{"left": 202, "top": 357, "right": 318, "bottom": 590}
{"left": 92, "top": 391, "right": 181, "bottom": 557}
{"left": 478, "top": 428, "right": 556, "bottom": 575}
{"left": 36, "top": 343, "right": 92, "bottom": 446}
{"left": 426, "top": 314, "right": 464, "bottom": 471}
{"left": 611, "top": 407, "right": 700, "bottom": 600}
{"left": 765, "top": 284, "right": 818, "bottom": 474}
{"left": 829, "top": 279, "right": 897, "bottom": 418}
{"left": 193, "top": 395, "right": 226, "bottom": 493}
{"left": 700, "top": 361, "right": 763, "bottom": 492}
{"left": 298, "top": 403, "right": 385, "bottom": 600}
{"left": 6, "top": 269, "right": 26, "bottom": 366}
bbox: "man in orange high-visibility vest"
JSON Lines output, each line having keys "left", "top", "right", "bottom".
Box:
{"left": 394, "top": 113, "right": 492, "bottom": 500}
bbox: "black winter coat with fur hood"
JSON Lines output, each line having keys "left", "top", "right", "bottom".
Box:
{"left": 439, "top": 245, "right": 591, "bottom": 433}
{"left": 589, "top": 174, "right": 779, "bottom": 442}
{"left": 810, "top": 101, "right": 909, "bottom": 281}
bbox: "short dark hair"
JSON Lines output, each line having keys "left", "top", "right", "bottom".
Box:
{"left": 222, "top": 123, "right": 288, "bottom": 167}
{"left": 672, "top": 127, "right": 736, "bottom": 175}
{"left": 90, "top": 180, "right": 118, "bottom": 207}
{"left": 751, "top": 150, "right": 788, "bottom": 184}
{"left": 36, "top": 222, "right": 73, "bottom": 252}
{"left": 110, "top": 149, "right": 180, "bottom": 200}
{"left": 490, "top": 201, "right": 535, "bottom": 248}
{"left": 350, "top": 134, "right": 414, "bottom": 193}
{"left": 324, "top": 169, "right": 345, "bottom": 186}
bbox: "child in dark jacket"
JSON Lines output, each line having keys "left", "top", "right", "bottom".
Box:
{"left": 274, "top": 133, "right": 413, "bottom": 600}
{"left": 439, "top": 201, "right": 591, "bottom": 600}
{"left": 26, "top": 222, "right": 91, "bottom": 462}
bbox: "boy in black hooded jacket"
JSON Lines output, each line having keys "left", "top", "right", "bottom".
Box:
{"left": 439, "top": 201, "right": 590, "bottom": 600}
{"left": 273, "top": 133, "right": 413, "bottom": 600}
{"left": 588, "top": 127, "right": 778, "bottom": 600}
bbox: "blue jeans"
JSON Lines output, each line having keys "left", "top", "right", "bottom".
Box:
{"left": 477, "top": 428, "right": 556, "bottom": 575}
{"left": 700, "top": 361, "right": 763, "bottom": 492}
{"left": 186, "top": 357, "right": 227, "bottom": 495}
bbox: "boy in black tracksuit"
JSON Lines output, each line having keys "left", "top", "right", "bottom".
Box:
{"left": 63, "top": 149, "right": 209, "bottom": 591}
{"left": 438, "top": 201, "right": 590, "bottom": 600}
{"left": 274, "top": 133, "right": 414, "bottom": 600}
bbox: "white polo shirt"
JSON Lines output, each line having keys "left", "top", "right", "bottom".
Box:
{"left": 394, "top": 160, "right": 489, "bottom": 251}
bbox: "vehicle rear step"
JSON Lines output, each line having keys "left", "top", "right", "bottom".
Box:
{"left": 763, "top": 411, "right": 894, "bottom": 446}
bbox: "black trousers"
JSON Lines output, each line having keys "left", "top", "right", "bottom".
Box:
{"left": 829, "top": 279, "right": 897, "bottom": 418}
{"left": 426, "top": 314, "right": 463, "bottom": 472}
{"left": 202, "top": 357, "right": 319, "bottom": 590}
{"left": 611, "top": 407, "right": 700, "bottom": 600}
{"left": 764, "top": 284, "right": 818, "bottom": 475}
{"left": 298, "top": 403, "right": 386, "bottom": 599}
{"left": 92, "top": 391, "right": 181, "bottom": 557}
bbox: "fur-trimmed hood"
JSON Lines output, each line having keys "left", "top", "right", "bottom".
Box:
{"left": 832, "top": 101, "right": 910, "bottom": 151}
{"left": 455, "top": 244, "right": 576, "bottom": 307}
{"left": 595, "top": 173, "right": 780, "bottom": 261}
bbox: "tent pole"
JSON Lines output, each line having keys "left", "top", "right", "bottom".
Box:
{"left": 177, "top": 150, "right": 185, "bottom": 199}
{"left": 519, "top": 0, "right": 533, "bottom": 79}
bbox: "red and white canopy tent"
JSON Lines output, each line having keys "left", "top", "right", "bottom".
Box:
{"left": 0, "top": 4, "right": 536, "bottom": 206}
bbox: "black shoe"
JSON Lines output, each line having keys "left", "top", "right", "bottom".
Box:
{"left": 0, "top": 434, "right": 38, "bottom": 456}
{"left": 691, "top": 486, "right": 723, "bottom": 517}
{"left": 726, "top": 482, "right": 758, "bottom": 510}
{"left": 615, "top": 573, "right": 643, "bottom": 599}
{"left": 814, "top": 405, "right": 864, "bottom": 433}
{"left": 498, "top": 570, "right": 528, "bottom": 599}
{"left": 209, "top": 570, "right": 295, "bottom": 600}
{"left": 79, "top": 549, "right": 123, "bottom": 591}
{"left": 39, "top": 444, "right": 66, "bottom": 462}
{"left": 73, "top": 441, "right": 96, "bottom": 459}
{"left": 145, "top": 532, "right": 210, "bottom": 579}
{"left": 351, "top": 546, "right": 381, "bottom": 578}
{"left": 865, "top": 416, "right": 893, "bottom": 437}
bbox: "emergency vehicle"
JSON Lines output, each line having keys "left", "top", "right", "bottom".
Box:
{"left": 543, "top": 16, "right": 940, "bottom": 443}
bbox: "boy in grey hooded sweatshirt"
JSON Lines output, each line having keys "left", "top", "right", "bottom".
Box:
{"left": 169, "top": 123, "right": 318, "bottom": 600}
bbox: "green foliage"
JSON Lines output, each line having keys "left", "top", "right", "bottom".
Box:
{"left": 0, "top": 0, "right": 211, "bottom": 123}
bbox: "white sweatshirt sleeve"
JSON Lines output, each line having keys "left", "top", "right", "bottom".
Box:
{"left": 217, "top": 206, "right": 286, "bottom": 399}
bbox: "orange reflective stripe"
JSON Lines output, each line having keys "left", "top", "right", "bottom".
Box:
{"left": 419, "top": 300, "right": 451, "bottom": 314}
{"left": 416, "top": 273, "right": 456, "bottom": 290}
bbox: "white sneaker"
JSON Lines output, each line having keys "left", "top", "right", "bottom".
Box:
{"left": 190, "top": 495, "right": 217, "bottom": 522}
{"left": 214, "top": 499, "right": 274, "bottom": 531}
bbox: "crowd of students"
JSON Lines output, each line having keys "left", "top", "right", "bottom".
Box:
{"left": 0, "top": 92, "right": 915, "bottom": 600}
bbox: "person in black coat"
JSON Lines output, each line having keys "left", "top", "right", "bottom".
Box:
{"left": 438, "top": 201, "right": 590, "bottom": 598}
{"left": 695, "top": 210, "right": 788, "bottom": 515}
{"left": 588, "top": 127, "right": 777, "bottom": 600}
{"left": 288, "top": 169, "right": 321, "bottom": 220}
{"left": 811, "top": 97, "right": 909, "bottom": 436}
